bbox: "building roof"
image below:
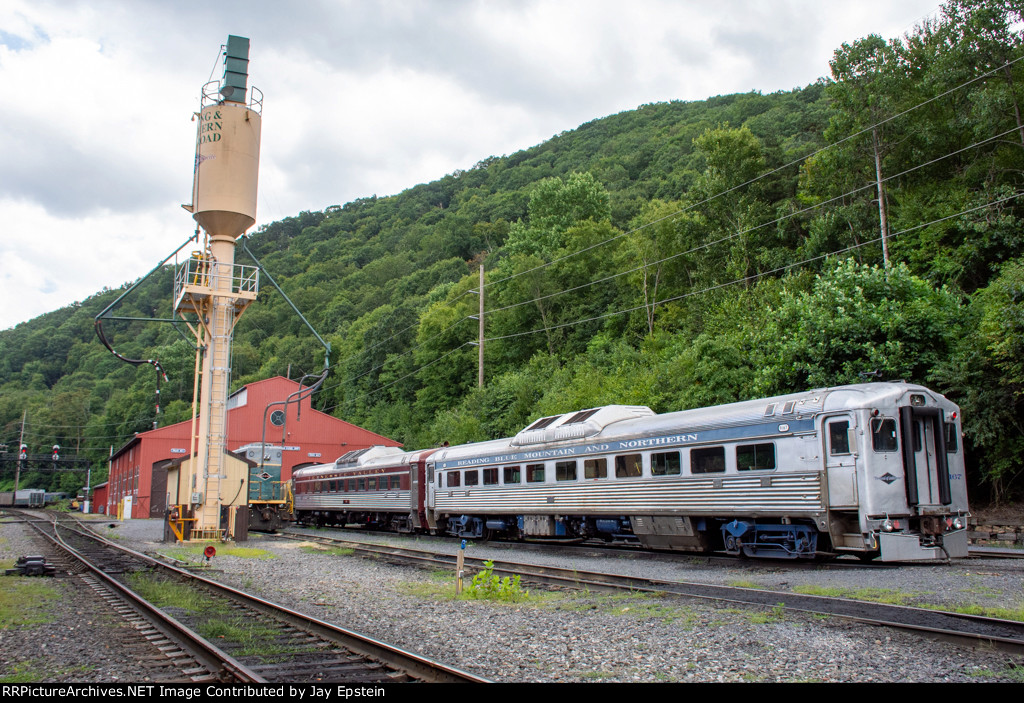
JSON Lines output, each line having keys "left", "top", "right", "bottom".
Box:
{"left": 110, "top": 376, "right": 399, "bottom": 461}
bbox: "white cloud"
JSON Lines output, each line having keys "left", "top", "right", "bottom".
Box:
{"left": 0, "top": 0, "right": 943, "bottom": 329}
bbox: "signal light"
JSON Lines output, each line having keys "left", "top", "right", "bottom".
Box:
{"left": 52, "top": 445, "right": 60, "bottom": 461}
{"left": 19, "top": 444, "right": 27, "bottom": 460}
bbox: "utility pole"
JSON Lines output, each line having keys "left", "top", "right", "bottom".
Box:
{"left": 872, "top": 127, "right": 890, "bottom": 268}
{"left": 478, "top": 264, "right": 485, "bottom": 388}
{"left": 15, "top": 410, "right": 25, "bottom": 494}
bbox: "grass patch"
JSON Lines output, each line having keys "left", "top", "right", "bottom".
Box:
{"left": 792, "top": 584, "right": 921, "bottom": 605}
{"left": 922, "top": 602, "right": 1024, "bottom": 622}
{"left": 970, "top": 665, "right": 1024, "bottom": 683}
{"left": 728, "top": 579, "right": 766, "bottom": 589}
{"left": 162, "top": 545, "right": 276, "bottom": 562}
{"left": 793, "top": 584, "right": 1024, "bottom": 620}
{"left": 195, "top": 618, "right": 295, "bottom": 657}
{"left": 299, "top": 545, "right": 354, "bottom": 557}
{"left": 749, "top": 603, "right": 786, "bottom": 624}
{"left": 0, "top": 660, "right": 49, "bottom": 683}
{"left": 125, "top": 572, "right": 229, "bottom": 614}
{"left": 0, "top": 578, "right": 60, "bottom": 627}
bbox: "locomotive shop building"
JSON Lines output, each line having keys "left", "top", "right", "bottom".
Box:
{"left": 102, "top": 376, "right": 400, "bottom": 519}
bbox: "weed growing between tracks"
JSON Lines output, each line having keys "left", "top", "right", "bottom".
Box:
{"left": 161, "top": 545, "right": 276, "bottom": 563}
{"left": 299, "top": 544, "right": 355, "bottom": 557}
{"left": 792, "top": 584, "right": 1024, "bottom": 621}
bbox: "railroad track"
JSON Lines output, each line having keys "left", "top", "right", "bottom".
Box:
{"left": 277, "top": 527, "right": 1024, "bottom": 657}
{"left": 12, "top": 511, "right": 487, "bottom": 683}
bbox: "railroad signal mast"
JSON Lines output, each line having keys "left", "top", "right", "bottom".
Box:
{"left": 172, "top": 36, "right": 262, "bottom": 541}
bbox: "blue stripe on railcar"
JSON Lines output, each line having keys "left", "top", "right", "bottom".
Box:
{"left": 437, "top": 419, "right": 815, "bottom": 469}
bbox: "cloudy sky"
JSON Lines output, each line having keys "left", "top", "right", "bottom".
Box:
{"left": 0, "top": 0, "right": 942, "bottom": 330}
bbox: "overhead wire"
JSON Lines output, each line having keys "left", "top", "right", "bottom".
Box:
{"left": 480, "top": 191, "right": 1024, "bottom": 345}
{"left": 320, "top": 53, "right": 1024, "bottom": 384}
{"left": 483, "top": 125, "right": 1024, "bottom": 318}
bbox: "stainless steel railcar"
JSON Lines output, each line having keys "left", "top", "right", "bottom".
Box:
{"left": 293, "top": 446, "right": 436, "bottom": 532}
{"left": 428, "top": 383, "right": 969, "bottom": 561}
{"left": 293, "top": 383, "right": 969, "bottom": 561}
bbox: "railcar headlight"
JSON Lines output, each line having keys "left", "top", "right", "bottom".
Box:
{"left": 951, "top": 517, "right": 964, "bottom": 530}
{"left": 910, "top": 394, "right": 926, "bottom": 406}
{"left": 882, "top": 518, "right": 895, "bottom": 532}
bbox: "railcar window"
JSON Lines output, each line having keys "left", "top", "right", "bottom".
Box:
{"left": 483, "top": 468, "right": 499, "bottom": 485}
{"left": 871, "top": 419, "right": 898, "bottom": 452}
{"left": 526, "top": 464, "right": 546, "bottom": 483}
{"left": 563, "top": 408, "right": 600, "bottom": 425}
{"left": 526, "top": 415, "right": 561, "bottom": 431}
{"left": 737, "top": 443, "right": 775, "bottom": 471}
{"left": 555, "top": 461, "right": 577, "bottom": 481}
{"left": 357, "top": 478, "right": 365, "bottom": 491}
{"left": 828, "top": 420, "right": 850, "bottom": 455}
{"left": 691, "top": 447, "right": 725, "bottom": 474}
{"left": 651, "top": 451, "right": 681, "bottom": 476}
{"left": 913, "top": 421, "right": 923, "bottom": 453}
{"left": 346, "top": 479, "right": 355, "bottom": 491}
{"left": 368, "top": 478, "right": 377, "bottom": 490}
{"left": 584, "top": 457, "right": 607, "bottom": 479}
{"left": 503, "top": 466, "right": 521, "bottom": 484}
{"left": 945, "top": 422, "right": 959, "bottom": 453}
{"left": 465, "top": 470, "right": 479, "bottom": 486}
{"left": 615, "top": 454, "right": 643, "bottom": 478}
{"left": 446, "top": 472, "right": 460, "bottom": 488}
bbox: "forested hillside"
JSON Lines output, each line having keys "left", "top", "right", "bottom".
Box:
{"left": 2, "top": 0, "right": 1022, "bottom": 503}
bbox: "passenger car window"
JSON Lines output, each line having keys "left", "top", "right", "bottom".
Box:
{"left": 828, "top": 420, "right": 850, "bottom": 455}
{"left": 526, "top": 464, "right": 545, "bottom": 483}
{"left": 615, "top": 454, "right": 642, "bottom": 478}
{"left": 651, "top": 451, "right": 681, "bottom": 476}
{"left": 737, "top": 443, "right": 775, "bottom": 471}
{"left": 871, "top": 419, "right": 898, "bottom": 452}
{"left": 945, "top": 422, "right": 959, "bottom": 453}
{"left": 503, "top": 466, "right": 521, "bottom": 484}
{"left": 691, "top": 447, "right": 725, "bottom": 474}
{"left": 446, "top": 472, "right": 460, "bottom": 488}
{"left": 584, "top": 458, "right": 607, "bottom": 479}
{"left": 483, "top": 468, "right": 499, "bottom": 485}
{"left": 555, "top": 461, "right": 577, "bottom": 481}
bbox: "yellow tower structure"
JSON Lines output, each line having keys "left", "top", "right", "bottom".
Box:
{"left": 172, "top": 36, "right": 262, "bottom": 541}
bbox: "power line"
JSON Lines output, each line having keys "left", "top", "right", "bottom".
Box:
{"left": 484, "top": 125, "right": 1023, "bottom": 319}
{"left": 482, "top": 191, "right": 1023, "bottom": 345}
{"left": 483, "top": 54, "right": 1024, "bottom": 292}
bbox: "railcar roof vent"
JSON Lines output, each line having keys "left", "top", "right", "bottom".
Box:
{"left": 334, "top": 445, "right": 403, "bottom": 467}
{"left": 512, "top": 405, "right": 654, "bottom": 446}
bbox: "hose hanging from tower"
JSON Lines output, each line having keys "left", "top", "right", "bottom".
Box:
{"left": 95, "top": 318, "right": 169, "bottom": 425}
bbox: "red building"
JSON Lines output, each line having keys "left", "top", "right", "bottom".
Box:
{"left": 103, "top": 377, "right": 401, "bottom": 518}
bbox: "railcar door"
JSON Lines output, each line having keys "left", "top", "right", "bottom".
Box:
{"left": 824, "top": 414, "right": 858, "bottom": 508}
{"left": 899, "top": 406, "right": 951, "bottom": 510}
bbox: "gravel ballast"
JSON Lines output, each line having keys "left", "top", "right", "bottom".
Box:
{"left": 2, "top": 515, "right": 1023, "bottom": 683}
